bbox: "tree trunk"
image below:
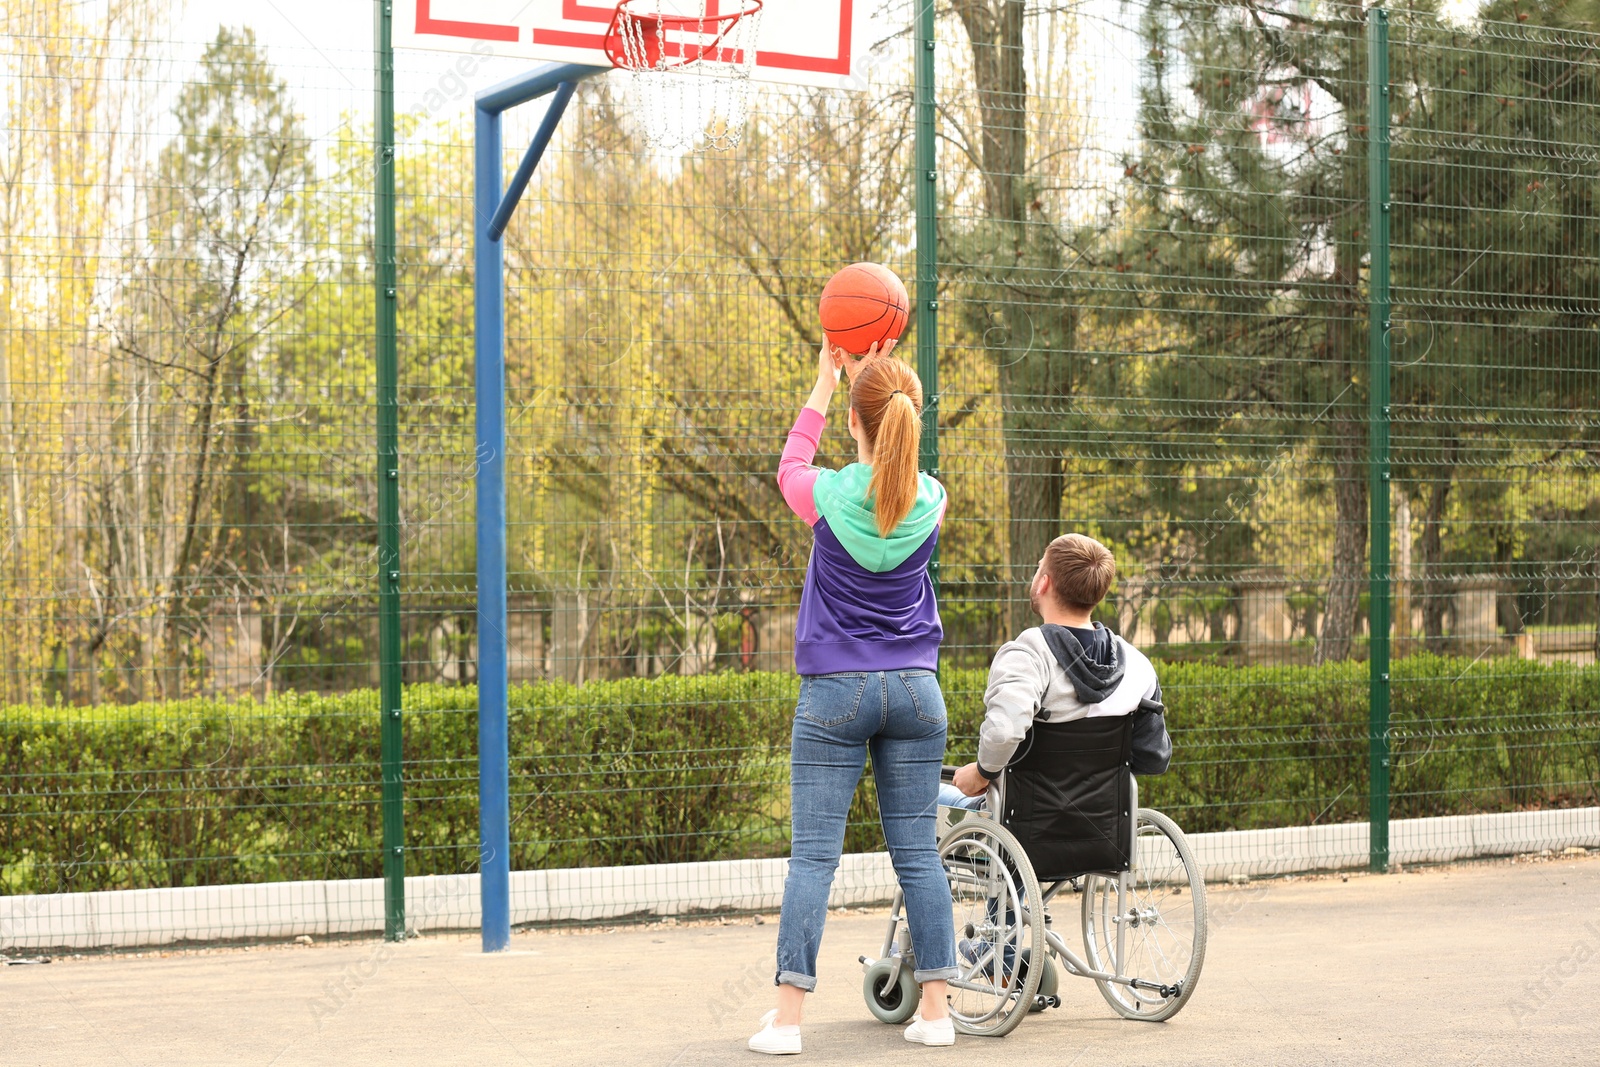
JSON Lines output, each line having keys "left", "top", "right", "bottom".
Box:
{"left": 1495, "top": 536, "right": 1525, "bottom": 634}
{"left": 996, "top": 330, "right": 1075, "bottom": 631}
{"left": 1317, "top": 444, "right": 1368, "bottom": 664}
{"left": 953, "top": 0, "right": 1028, "bottom": 227}
{"left": 1312, "top": 227, "right": 1369, "bottom": 663}
{"left": 1394, "top": 492, "right": 1412, "bottom": 643}
{"left": 955, "top": 1, "right": 1073, "bottom": 633}
{"left": 1313, "top": 8, "right": 1370, "bottom": 665}
{"left": 1419, "top": 472, "right": 1453, "bottom": 652}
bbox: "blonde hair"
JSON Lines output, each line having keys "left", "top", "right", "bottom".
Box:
{"left": 849, "top": 358, "right": 924, "bottom": 537}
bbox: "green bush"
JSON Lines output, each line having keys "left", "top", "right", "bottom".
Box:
{"left": 3, "top": 656, "right": 1595, "bottom": 893}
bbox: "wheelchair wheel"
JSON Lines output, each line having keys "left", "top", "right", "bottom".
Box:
{"left": 862, "top": 957, "right": 921, "bottom": 1024}
{"left": 939, "top": 818, "right": 1044, "bottom": 1038}
{"left": 1080, "top": 808, "right": 1206, "bottom": 1022}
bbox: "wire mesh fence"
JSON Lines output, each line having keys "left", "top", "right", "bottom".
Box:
{"left": 1385, "top": 7, "right": 1600, "bottom": 823}
{"left": 2, "top": 0, "right": 1598, "bottom": 950}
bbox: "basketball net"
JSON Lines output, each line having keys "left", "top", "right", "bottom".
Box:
{"left": 606, "top": 1, "right": 763, "bottom": 153}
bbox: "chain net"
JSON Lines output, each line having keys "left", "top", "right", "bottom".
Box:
{"left": 607, "top": 0, "right": 763, "bottom": 152}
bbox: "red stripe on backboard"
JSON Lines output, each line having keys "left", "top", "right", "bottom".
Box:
{"left": 562, "top": 0, "right": 617, "bottom": 20}
{"left": 573, "top": 0, "right": 730, "bottom": 20}
{"left": 536, "top": 0, "right": 855, "bottom": 77}
{"left": 533, "top": 26, "right": 748, "bottom": 64}
{"left": 533, "top": 27, "right": 608, "bottom": 49}
{"left": 415, "top": 0, "right": 519, "bottom": 42}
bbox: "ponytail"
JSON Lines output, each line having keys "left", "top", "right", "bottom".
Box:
{"left": 849, "top": 359, "right": 925, "bottom": 537}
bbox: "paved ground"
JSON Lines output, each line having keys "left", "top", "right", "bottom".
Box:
{"left": 3, "top": 855, "right": 1598, "bottom": 1066}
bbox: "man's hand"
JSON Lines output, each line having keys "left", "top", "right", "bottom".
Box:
{"left": 951, "top": 761, "right": 989, "bottom": 797}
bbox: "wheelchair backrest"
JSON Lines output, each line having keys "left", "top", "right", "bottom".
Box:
{"left": 999, "top": 715, "right": 1134, "bottom": 881}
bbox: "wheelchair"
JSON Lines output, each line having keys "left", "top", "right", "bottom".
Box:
{"left": 860, "top": 714, "right": 1207, "bottom": 1037}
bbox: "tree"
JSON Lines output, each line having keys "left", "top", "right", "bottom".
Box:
{"left": 105, "top": 26, "right": 312, "bottom": 695}
{"left": 1125, "top": 0, "right": 1375, "bottom": 661}
{"left": 1387, "top": 0, "right": 1600, "bottom": 646}
{"left": 0, "top": 0, "right": 163, "bottom": 703}
{"left": 946, "top": 0, "right": 1086, "bottom": 633}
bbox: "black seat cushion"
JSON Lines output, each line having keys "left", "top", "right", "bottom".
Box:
{"left": 1000, "top": 716, "right": 1132, "bottom": 880}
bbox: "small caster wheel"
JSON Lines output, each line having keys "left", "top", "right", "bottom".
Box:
{"left": 1026, "top": 952, "right": 1059, "bottom": 1012}
{"left": 863, "top": 958, "right": 920, "bottom": 1024}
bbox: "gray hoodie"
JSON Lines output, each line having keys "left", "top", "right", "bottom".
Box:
{"left": 976, "top": 623, "right": 1161, "bottom": 778}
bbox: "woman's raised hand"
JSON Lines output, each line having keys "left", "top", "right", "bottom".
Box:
{"left": 817, "top": 337, "right": 844, "bottom": 385}
{"left": 843, "top": 338, "right": 897, "bottom": 384}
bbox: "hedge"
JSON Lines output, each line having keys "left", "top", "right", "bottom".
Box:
{"left": 2, "top": 655, "right": 1596, "bottom": 894}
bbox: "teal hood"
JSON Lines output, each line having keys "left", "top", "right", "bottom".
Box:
{"left": 812, "top": 464, "right": 946, "bottom": 573}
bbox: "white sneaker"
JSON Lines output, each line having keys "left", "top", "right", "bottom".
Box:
{"left": 904, "top": 1014, "right": 955, "bottom": 1046}
{"left": 748, "top": 1009, "right": 801, "bottom": 1055}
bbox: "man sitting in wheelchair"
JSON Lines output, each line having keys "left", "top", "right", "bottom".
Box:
{"left": 937, "top": 533, "right": 1171, "bottom": 984}
{"left": 863, "top": 534, "right": 1199, "bottom": 1032}
{"left": 942, "top": 532, "right": 1168, "bottom": 813}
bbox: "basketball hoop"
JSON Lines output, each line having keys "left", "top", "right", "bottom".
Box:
{"left": 605, "top": 0, "right": 763, "bottom": 152}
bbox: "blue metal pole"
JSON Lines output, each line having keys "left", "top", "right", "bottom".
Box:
{"left": 474, "top": 102, "right": 511, "bottom": 954}
{"left": 477, "top": 63, "right": 607, "bottom": 116}
{"left": 473, "top": 61, "right": 606, "bottom": 954}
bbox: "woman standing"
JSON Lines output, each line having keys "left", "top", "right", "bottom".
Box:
{"left": 748, "top": 339, "right": 956, "bottom": 1054}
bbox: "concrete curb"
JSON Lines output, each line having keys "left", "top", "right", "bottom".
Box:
{"left": 4, "top": 807, "right": 1595, "bottom": 950}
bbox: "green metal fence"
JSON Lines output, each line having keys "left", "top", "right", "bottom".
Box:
{"left": 2, "top": 0, "right": 1598, "bottom": 950}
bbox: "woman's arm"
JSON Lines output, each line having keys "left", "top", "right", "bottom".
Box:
{"left": 803, "top": 337, "right": 843, "bottom": 415}
{"left": 777, "top": 342, "right": 843, "bottom": 526}
{"left": 778, "top": 339, "right": 898, "bottom": 525}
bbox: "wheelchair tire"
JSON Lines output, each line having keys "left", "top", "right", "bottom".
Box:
{"left": 939, "top": 818, "right": 1044, "bottom": 1038}
{"left": 862, "top": 958, "right": 920, "bottom": 1025}
{"left": 1080, "top": 807, "right": 1207, "bottom": 1022}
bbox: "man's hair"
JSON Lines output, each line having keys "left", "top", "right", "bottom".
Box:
{"left": 1043, "top": 533, "right": 1116, "bottom": 612}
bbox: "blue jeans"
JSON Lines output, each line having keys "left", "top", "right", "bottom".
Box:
{"left": 776, "top": 670, "right": 958, "bottom": 990}
{"left": 938, "top": 783, "right": 987, "bottom": 810}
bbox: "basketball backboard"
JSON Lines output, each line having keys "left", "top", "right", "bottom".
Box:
{"left": 393, "top": 1, "right": 868, "bottom": 89}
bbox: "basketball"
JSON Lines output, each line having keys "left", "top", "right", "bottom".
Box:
{"left": 818, "top": 262, "right": 910, "bottom": 356}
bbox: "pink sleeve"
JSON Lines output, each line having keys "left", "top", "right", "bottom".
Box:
{"left": 778, "top": 407, "right": 826, "bottom": 526}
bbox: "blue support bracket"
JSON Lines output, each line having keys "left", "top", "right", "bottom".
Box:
{"left": 488, "top": 80, "right": 579, "bottom": 243}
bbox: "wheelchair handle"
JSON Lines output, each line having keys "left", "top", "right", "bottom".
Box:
{"left": 940, "top": 765, "right": 959, "bottom": 783}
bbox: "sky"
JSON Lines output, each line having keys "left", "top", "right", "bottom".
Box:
{"left": 160, "top": 0, "right": 1494, "bottom": 187}
{"left": 172, "top": 0, "right": 557, "bottom": 148}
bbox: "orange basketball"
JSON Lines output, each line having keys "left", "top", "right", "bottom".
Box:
{"left": 818, "top": 262, "right": 910, "bottom": 356}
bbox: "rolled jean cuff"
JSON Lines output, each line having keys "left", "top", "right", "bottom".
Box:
{"left": 914, "top": 966, "right": 959, "bottom": 984}
{"left": 776, "top": 970, "right": 817, "bottom": 992}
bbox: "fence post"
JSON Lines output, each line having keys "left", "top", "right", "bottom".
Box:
{"left": 1366, "top": 5, "right": 1392, "bottom": 874}
{"left": 374, "top": 0, "right": 406, "bottom": 939}
{"left": 914, "top": 0, "right": 939, "bottom": 607}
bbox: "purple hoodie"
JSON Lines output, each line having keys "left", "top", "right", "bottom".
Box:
{"left": 778, "top": 407, "right": 947, "bottom": 674}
